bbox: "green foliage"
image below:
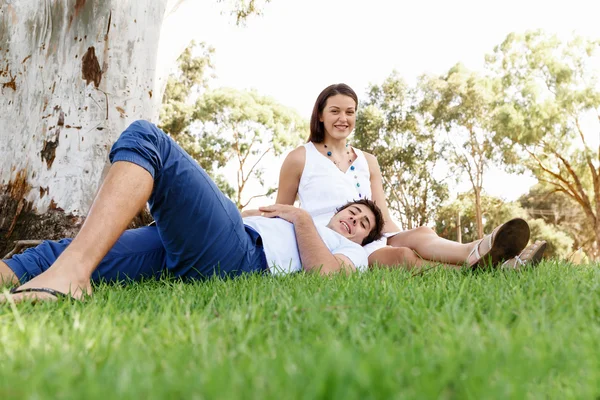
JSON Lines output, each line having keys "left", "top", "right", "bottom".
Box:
{"left": 2, "top": 266, "right": 600, "bottom": 399}
{"left": 488, "top": 30, "right": 600, "bottom": 258}
{"left": 435, "top": 192, "right": 527, "bottom": 244}
{"left": 519, "top": 184, "right": 594, "bottom": 258}
{"left": 355, "top": 71, "right": 448, "bottom": 229}
{"left": 160, "top": 43, "right": 306, "bottom": 208}
{"left": 435, "top": 190, "right": 575, "bottom": 260}
{"left": 159, "top": 41, "right": 230, "bottom": 184}
{"left": 160, "top": 41, "right": 215, "bottom": 135}
{"left": 527, "top": 218, "right": 574, "bottom": 260}
{"left": 217, "top": 0, "right": 273, "bottom": 26}
{"left": 194, "top": 87, "right": 307, "bottom": 209}
{"left": 422, "top": 64, "right": 504, "bottom": 239}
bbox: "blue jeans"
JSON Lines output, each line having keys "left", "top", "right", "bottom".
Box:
{"left": 6, "top": 120, "right": 267, "bottom": 284}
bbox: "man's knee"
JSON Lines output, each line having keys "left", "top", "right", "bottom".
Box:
{"left": 393, "top": 247, "right": 419, "bottom": 263}
{"left": 128, "top": 119, "right": 154, "bottom": 130}
{"left": 369, "top": 246, "right": 418, "bottom": 268}
{"left": 120, "top": 120, "right": 164, "bottom": 142}
{"left": 413, "top": 226, "right": 437, "bottom": 237}
{"left": 110, "top": 120, "right": 166, "bottom": 177}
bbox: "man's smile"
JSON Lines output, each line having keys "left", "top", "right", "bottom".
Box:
{"left": 341, "top": 220, "right": 351, "bottom": 234}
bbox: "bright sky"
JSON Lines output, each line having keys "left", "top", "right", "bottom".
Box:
{"left": 166, "top": 0, "right": 600, "bottom": 208}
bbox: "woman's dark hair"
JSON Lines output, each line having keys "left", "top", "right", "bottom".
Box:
{"left": 336, "top": 199, "right": 385, "bottom": 246}
{"left": 308, "top": 83, "right": 358, "bottom": 143}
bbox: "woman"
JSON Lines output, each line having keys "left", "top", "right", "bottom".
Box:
{"left": 276, "top": 83, "right": 545, "bottom": 269}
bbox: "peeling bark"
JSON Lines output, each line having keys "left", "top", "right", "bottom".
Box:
{"left": 0, "top": 0, "right": 199, "bottom": 251}
{"left": 81, "top": 46, "right": 102, "bottom": 87}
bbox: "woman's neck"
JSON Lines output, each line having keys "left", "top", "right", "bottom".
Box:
{"left": 321, "top": 138, "right": 348, "bottom": 153}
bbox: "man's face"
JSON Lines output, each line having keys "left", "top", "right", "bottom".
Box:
{"left": 327, "top": 203, "right": 376, "bottom": 245}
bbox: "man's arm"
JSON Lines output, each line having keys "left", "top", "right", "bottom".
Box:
{"left": 259, "top": 205, "right": 356, "bottom": 275}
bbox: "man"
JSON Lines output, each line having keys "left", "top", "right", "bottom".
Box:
{"left": 1, "top": 120, "right": 385, "bottom": 301}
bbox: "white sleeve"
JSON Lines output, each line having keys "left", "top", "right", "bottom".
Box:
{"left": 363, "top": 231, "right": 401, "bottom": 255}
{"left": 333, "top": 243, "right": 369, "bottom": 272}
{"left": 363, "top": 236, "right": 388, "bottom": 255}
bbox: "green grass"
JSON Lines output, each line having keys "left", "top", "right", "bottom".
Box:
{"left": 1, "top": 262, "right": 600, "bottom": 399}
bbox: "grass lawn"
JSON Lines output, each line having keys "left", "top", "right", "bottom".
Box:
{"left": 1, "top": 262, "right": 599, "bottom": 399}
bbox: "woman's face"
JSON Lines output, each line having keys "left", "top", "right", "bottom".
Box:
{"left": 319, "top": 94, "right": 356, "bottom": 140}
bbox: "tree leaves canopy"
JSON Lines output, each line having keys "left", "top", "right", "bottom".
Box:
{"left": 355, "top": 71, "right": 448, "bottom": 229}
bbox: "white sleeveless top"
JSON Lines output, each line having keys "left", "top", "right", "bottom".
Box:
{"left": 298, "top": 142, "right": 372, "bottom": 225}
{"left": 297, "top": 142, "right": 392, "bottom": 255}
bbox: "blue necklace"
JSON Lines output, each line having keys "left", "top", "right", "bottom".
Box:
{"left": 323, "top": 143, "right": 362, "bottom": 197}
{"left": 324, "top": 143, "right": 352, "bottom": 165}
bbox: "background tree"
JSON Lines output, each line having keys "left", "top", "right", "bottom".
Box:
{"left": 527, "top": 219, "right": 575, "bottom": 261}
{"left": 434, "top": 192, "right": 572, "bottom": 259}
{"left": 354, "top": 72, "right": 448, "bottom": 229}
{"left": 0, "top": 0, "right": 273, "bottom": 255}
{"left": 217, "top": 0, "right": 272, "bottom": 25}
{"left": 159, "top": 42, "right": 235, "bottom": 197}
{"left": 488, "top": 30, "right": 600, "bottom": 259}
{"left": 423, "top": 64, "right": 502, "bottom": 239}
{"left": 435, "top": 192, "right": 526, "bottom": 243}
{"left": 193, "top": 88, "right": 307, "bottom": 209}
{"left": 519, "top": 184, "right": 593, "bottom": 258}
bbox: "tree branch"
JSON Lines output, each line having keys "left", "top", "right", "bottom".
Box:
{"left": 526, "top": 147, "right": 582, "bottom": 200}
{"left": 572, "top": 113, "right": 598, "bottom": 183}
{"left": 549, "top": 146, "right": 595, "bottom": 216}
{"left": 241, "top": 191, "right": 273, "bottom": 209}
{"left": 245, "top": 148, "right": 271, "bottom": 185}
{"left": 240, "top": 132, "right": 257, "bottom": 168}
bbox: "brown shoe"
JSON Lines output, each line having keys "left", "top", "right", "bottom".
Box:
{"left": 467, "top": 218, "right": 530, "bottom": 268}
{"left": 502, "top": 240, "right": 548, "bottom": 269}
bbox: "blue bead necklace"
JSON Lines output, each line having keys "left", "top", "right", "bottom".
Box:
{"left": 324, "top": 143, "right": 352, "bottom": 166}
{"left": 324, "top": 143, "right": 362, "bottom": 198}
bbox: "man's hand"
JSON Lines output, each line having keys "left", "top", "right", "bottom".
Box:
{"left": 258, "top": 204, "right": 311, "bottom": 225}
{"left": 260, "top": 204, "right": 357, "bottom": 275}
{"left": 241, "top": 209, "right": 262, "bottom": 218}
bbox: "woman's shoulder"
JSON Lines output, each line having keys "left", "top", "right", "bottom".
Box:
{"left": 289, "top": 145, "right": 307, "bottom": 160}
{"left": 281, "top": 145, "right": 307, "bottom": 172}
{"left": 354, "top": 148, "right": 380, "bottom": 169}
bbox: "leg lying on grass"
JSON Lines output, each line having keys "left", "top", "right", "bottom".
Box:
{"left": 8, "top": 161, "right": 154, "bottom": 300}
{"left": 5, "top": 121, "right": 381, "bottom": 303}
{"left": 0, "top": 260, "right": 19, "bottom": 286}
{"left": 5, "top": 120, "right": 265, "bottom": 301}
{"left": 372, "top": 218, "right": 531, "bottom": 270}
{"left": 368, "top": 246, "right": 460, "bottom": 271}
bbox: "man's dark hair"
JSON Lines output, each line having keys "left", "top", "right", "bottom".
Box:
{"left": 308, "top": 83, "right": 359, "bottom": 143}
{"left": 336, "top": 199, "right": 385, "bottom": 246}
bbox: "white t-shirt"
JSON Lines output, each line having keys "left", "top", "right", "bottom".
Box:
{"left": 298, "top": 142, "right": 391, "bottom": 255}
{"left": 243, "top": 216, "right": 368, "bottom": 275}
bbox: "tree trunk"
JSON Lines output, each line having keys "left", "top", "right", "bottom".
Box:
{"left": 456, "top": 210, "right": 462, "bottom": 243}
{"left": 0, "top": 0, "right": 193, "bottom": 255}
{"left": 474, "top": 187, "right": 483, "bottom": 239}
{"left": 594, "top": 222, "right": 600, "bottom": 261}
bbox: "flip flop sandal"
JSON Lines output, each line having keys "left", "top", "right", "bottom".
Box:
{"left": 502, "top": 240, "right": 548, "bottom": 269}
{"left": 9, "top": 287, "right": 73, "bottom": 301}
{"left": 467, "top": 218, "right": 530, "bottom": 268}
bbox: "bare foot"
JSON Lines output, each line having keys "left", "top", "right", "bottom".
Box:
{"left": 7, "top": 263, "right": 92, "bottom": 302}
